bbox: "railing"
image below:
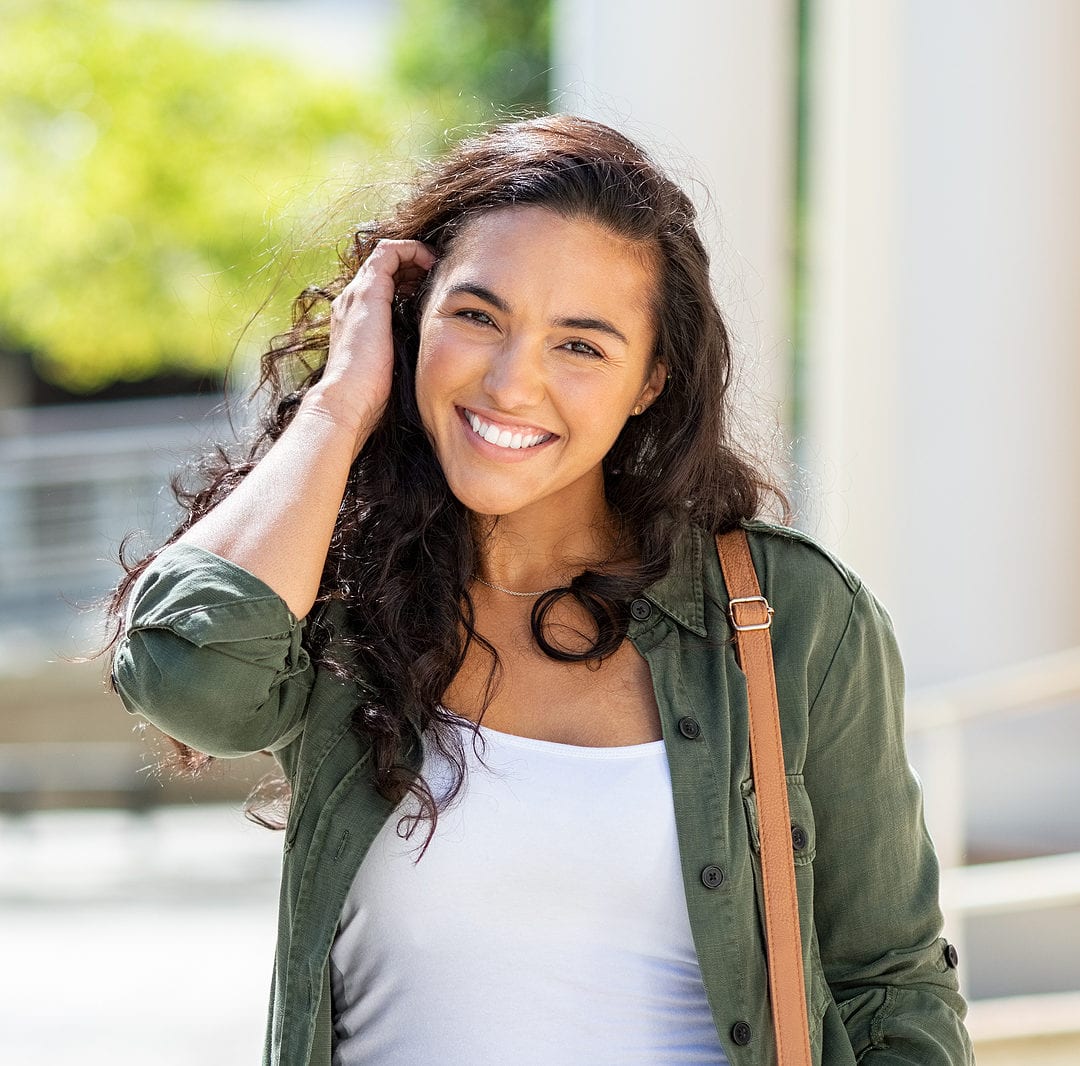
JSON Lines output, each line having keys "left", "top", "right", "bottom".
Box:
{"left": 0, "top": 395, "right": 241, "bottom": 660}
{"left": 907, "top": 648, "right": 1080, "bottom": 1043}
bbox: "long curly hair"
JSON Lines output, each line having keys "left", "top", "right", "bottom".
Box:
{"left": 104, "top": 113, "right": 790, "bottom": 857}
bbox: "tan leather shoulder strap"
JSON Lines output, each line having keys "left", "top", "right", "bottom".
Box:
{"left": 716, "top": 528, "right": 812, "bottom": 1066}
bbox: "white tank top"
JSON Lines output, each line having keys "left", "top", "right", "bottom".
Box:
{"left": 329, "top": 715, "right": 730, "bottom": 1065}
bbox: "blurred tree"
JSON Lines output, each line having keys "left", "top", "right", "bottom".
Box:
{"left": 391, "top": 0, "right": 551, "bottom": 129}
{"left": 0, "top": 0, "right": 552, "bottom": 394}
{"left": 0, "top": 0, "right": 395, "bottom": 392}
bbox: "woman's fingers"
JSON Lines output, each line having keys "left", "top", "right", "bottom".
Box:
{"left": 391, "top": 258, "right": 433, "bottom": 297}
{"left": 330, "top": 240, "right": 436, "bottom": 322}
{"left": 342, "top": 239, "right": 437, "bottom": 303}
{"left": 315, "top": 240, "right": 437, "bottom": 442}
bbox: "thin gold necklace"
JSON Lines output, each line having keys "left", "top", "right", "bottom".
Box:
{"left": 473, "top": 575, "right": 554, "bottom": 598}
{"left": 473, "top": 528, "right": 625, "bottom": 598}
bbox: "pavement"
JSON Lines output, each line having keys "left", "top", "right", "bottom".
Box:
{"left": 0, "top": 805, "right": 282, "bottom": 1065}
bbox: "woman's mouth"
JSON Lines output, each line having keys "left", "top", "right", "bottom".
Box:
{"left": 461, "top": 408, "right": 556, "bottom": 451}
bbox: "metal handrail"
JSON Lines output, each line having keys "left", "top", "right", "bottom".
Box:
{"left": 907, "top": 646, "right": 1080, "bottom": 732}
{"left": 0, "top": 398, "right": 238, "bottom": 650}
{"left": 905, "top": 645, "right": 1080, "bottom": 877}
{"left": 940, "top": 850, "right": 1080, "bottom": 915}
{"left": 965, "top": 990, "right": 1080, "bottom": 1040}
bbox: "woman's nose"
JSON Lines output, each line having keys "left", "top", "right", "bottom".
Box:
{"left": 482, "top": 337, "right": 545, "bottom": 409}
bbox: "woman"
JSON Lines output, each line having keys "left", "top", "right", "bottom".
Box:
{"left": 108, "top": 115, "right": 974, "bottom": 1065}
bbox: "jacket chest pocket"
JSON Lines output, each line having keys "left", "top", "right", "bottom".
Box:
{"left": 741, "top": 774, "right": 831, "bottom": 1056}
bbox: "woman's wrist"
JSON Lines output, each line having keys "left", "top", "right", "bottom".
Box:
{"left": 297, "top": 386, "right": 381, "bottom": 456}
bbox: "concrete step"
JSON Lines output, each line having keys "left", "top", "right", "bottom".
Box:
{"left": 969, "top": 992, "right": 1080, "bottom": 1065}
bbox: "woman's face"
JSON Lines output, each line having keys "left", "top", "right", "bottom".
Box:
{"left": 415, "top": 206, "right": 666, "bottom": 521}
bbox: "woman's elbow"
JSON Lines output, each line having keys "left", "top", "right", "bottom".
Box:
{"left": 111, "top": 628, "right": 308, "bottom": 758}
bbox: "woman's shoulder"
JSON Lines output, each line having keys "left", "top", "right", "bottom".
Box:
{"left": 685, "top": 518, "right": 876, "bottom": 656}
{"left": 737, "top": 517, "right": 863, "bottom": 597}
{"left": 731, "top": 517, "right": 898, "bottom": 659}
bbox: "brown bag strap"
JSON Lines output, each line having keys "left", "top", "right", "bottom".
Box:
{"left": 716, "top": 529, "right": 813, "bottom": 1066}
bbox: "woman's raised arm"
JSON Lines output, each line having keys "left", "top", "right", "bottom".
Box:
{"left": 175, "top": 239, "right": 435, "bottom": 620}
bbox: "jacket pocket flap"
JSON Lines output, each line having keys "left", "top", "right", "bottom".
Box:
{"left": 742, "top": 774, "right": 817, "bottom": 866}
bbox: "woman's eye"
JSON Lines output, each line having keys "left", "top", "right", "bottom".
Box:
{"left": 564, "top": 339, "right": 603, "bottom": 359}
{"left": 456, "top": 309, "right": 494, "bottom": 326}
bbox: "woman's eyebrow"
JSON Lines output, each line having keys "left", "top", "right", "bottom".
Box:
{"left": 555, "top": 315, "right": 629, "bottom": 346}
{"left": 445, "top": 282, "right": 630, "bottom": 345}
{"left": 446, "top": 282, "right": 509, "bottom": 311}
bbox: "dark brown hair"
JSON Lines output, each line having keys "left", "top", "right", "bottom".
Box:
{"left": 104, "top": 114, "right": 789, "bottom": 857}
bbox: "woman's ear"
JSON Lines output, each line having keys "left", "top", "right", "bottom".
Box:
{"left": 638, "top": 361, "right": 668, "bottom": 410}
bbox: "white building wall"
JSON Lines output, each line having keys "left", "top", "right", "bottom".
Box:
{"left": 804, "top": 0, "right": 1080, "bottom": 684}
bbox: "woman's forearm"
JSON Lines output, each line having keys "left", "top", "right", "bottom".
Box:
{"left": 174, "top": 386, "right": 375, "bottom": 619}
{"left": 172, "top": 240, "right": 432, "bottom": 618}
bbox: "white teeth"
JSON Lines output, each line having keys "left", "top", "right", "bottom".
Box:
{"left": 464, "top": 409, "right": 551, "bottom": 451}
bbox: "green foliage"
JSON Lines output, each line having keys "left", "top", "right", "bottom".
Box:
{"left": 390, "top": 0, "right": 551, "bottom": 128}
{"left": 0, "top": 0, "right": 552, "bottom": 393}
{"left": 0, "top": 0, "right": 395, "bottom": 391}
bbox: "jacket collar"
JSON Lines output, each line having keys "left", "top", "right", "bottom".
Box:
{"left": 641, "top": 522, "right": 708, "bottom": 637}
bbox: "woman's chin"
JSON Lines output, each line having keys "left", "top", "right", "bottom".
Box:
{"left": 447, "top": 485, "right": 535, "bottom": 518}
{"left": 438, "top": 467, "right": 547, "bottom": 517}
{"left": 438, "top": 456, "right": 603, "bottom": 522}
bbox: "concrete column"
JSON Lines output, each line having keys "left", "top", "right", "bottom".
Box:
{"left": 552, "top": 0, "right": 799, "bottom": 443}
{"left": 803, "top": 0, "right": 1080, "bottom": 685}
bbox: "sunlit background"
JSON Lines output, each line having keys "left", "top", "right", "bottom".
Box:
{"left": 1, "top": 1, "right": 1077, "bottom": 1062}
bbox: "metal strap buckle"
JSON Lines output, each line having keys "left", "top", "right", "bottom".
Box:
{"left": 728, "top": 595, "right": 774, "bottom": 632}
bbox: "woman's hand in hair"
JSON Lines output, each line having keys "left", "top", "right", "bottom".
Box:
{"left": 167, "top": 240, "right": 435, "bottom": 615}
{"left": 306, "top": 239, "right": 437, "bottom": 459}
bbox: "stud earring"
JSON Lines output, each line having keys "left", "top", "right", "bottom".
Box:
{"left": 632, "top": 404, "right": 645, "bottom": 416}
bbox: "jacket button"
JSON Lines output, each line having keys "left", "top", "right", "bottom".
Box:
{"left": 701, "top": 864, "right": 725, "bottom": 888}
{"left": 731, "top": 1020, "right": 753, "bottom": 1045}
{"left": 944, "top": 942, "right": 959, "bottom": 969}
{"left": 678, "top": 716, "right": 701, "bottom": 739}
{"left": 630, "top": 598, "right": 652, "bottom": 621}
{"left": 791, "top": 824, "right": 809, "bottom": 851}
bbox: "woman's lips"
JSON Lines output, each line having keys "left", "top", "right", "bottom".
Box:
{"left": 456, "top": 406, "right": 558, "bottom": 460}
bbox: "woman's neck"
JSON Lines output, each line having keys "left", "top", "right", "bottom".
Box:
{"left": 471, "top": 498, "right": 627, "bottom": 594}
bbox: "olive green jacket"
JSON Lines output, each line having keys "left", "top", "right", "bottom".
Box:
{"left": 112, "top": 519, "right": 974, "bottom": 1065}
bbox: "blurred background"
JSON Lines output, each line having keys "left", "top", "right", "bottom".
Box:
{"left": 1, "top": 0, "right": 1077, "bottom": 1062}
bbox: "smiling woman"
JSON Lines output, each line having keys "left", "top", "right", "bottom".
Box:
{"left": 102, "top": 115, "right": 974, "bottom": 1066}
{"left": 416, "top": 207, "right": 666, "bottom": 525}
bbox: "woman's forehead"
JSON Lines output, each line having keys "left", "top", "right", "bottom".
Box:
{"left": 433, "top": 206, "right": 660, "bottom": 325}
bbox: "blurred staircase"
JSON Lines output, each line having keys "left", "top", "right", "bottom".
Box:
{"left": 908, "top": 648, "right": 1080, "bottom": 1061}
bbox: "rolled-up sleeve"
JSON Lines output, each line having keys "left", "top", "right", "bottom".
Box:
{"left": 804, "top": 582, "right": 975, "bottom": 1064}
{"left": 111, "top": 542, "right": 314, "bottom": 758}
